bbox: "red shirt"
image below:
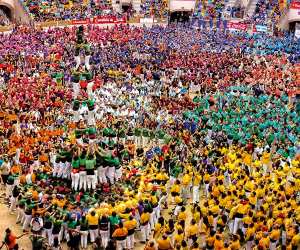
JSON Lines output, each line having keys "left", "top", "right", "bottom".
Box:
{"left": 7, "top": 234, "right": 17, "bottom": 249}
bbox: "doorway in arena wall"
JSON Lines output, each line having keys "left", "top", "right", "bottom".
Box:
{"left": 170, "top": 10, "right": 192, "bottom": 23}
{"left": 0, "top": 5, "right": 12, "bottom": 21}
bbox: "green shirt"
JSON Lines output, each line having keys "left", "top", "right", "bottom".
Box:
{"left": 85, "top": 158, "right": 96, "bottom": 170}
{"left": 134, "top": 128, "right": 142, "bottom": 136}
{"left": 72, "top": 159, "right": 80, "bottom": 169}
{"left": 79, "top": 156, "right": 86, "bottom": 166}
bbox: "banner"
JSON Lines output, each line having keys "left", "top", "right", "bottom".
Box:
{"left": 140, "top": 17, "right": 154, "bottom": 24}
{"left": 70, "top": 16, "right": 127, "bottom": 25}
{"left": 71, "top": 19, "right": 90, "bottom": 25}
{"left": 290, "top": 1, "right": 300, "bottom": 9}
{"left": 227, "top": 21, "right": 248, "bottom": 31}
{"left": 253, "top": 25, "right": 268, "bottom": 33}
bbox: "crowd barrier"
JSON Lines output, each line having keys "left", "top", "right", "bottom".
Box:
{"left": 193, "top": 18, "right": 273, "bottom": 34}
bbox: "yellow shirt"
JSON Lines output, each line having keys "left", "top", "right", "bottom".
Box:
{"left": 291, "top": 233, "right": 300, "bottom": 247}
{"left": 262, "top": 152, "right": 270, "bottom": 164}
{"left": 182, "top": 174, "right": 191, "bottom": 186}
{"left": 193, "top": 212, "right": 200, "bottom": 223}
{"left": 259, "top": 237, "right": 270, "bottom": 249}
{"left": 187, "top": 224, "right": 198, "bottom": 236}
{"left": 210, "top": 205, "right": 220, "bottom": 215}
{"left": 242, "top": 216, "right": 252, "bottom": 225}
{"left": 174, "top": 233, "right": 184, "bottom": 245}
{"left": 170, "top": 184, "right": 180, "bottom": 194}
{"left": 204, "top": 173, "right": 210, "bottom": 183}
{"left": 178, "top": 211, "right": 187, "bottom": 221}
{"left": 193, "top": 174, "right": 202, "bottom": 186}
{"left": 230, "top": 240, "right": 241, "bottom": 250}
{"left": 270, "top": 229, "right": 280, "bottom": 241}
{"left": 236, "top": 204, "right": 249, "bottom": 214}
{"left": 124, "top": 219, "right": 137, "bottom": 231}
{"left": 86, "top": 214, "right": 99, "bottom": 226}
{"left": 140, "top": 212, "right": 150, "bottom": 225}
{"left": 246, "top": 227, "right": 255, "bottom": 240}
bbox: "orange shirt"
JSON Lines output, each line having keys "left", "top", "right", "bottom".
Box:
{"left": 39, "top": 154, "right": 48, "bottom": 162}
{"left": 11, "top": 165, "right": 21, "bottom": 175}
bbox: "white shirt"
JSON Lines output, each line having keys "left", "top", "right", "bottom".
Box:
{"left": 31, "top": 217, "right": 43, "bottom": 231}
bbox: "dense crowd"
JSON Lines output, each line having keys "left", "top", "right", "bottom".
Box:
{"left": 19, "top": 0, "right": 122, "bottom": 22}
{"left": 140, "top": 0, "right": 169, "bottom": 18}
{"left": 251, "top": 0, "right": 280, "bottom": 25}
{"left": 0, "top": 24, "right": 299, "bottom": 250}
{"left": 193, "top": 0, "right": 226, "bottom": 19}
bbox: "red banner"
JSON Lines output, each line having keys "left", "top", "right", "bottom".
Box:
{"left": 93, "top": 16, "right": 127, "bottom": 24}
{"left": 71, "top": 16, "right": 127, "bottom": 25}
{"left": 227, "top": 21, "right": 248, "bottom": 31}
{"left": 71, "top": 19, "right": 90, "bottom": 25}
{"left": 290, "top": 2, "right": 300, "bottom": 9}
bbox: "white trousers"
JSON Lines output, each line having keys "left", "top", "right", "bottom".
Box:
{"left": 126, "top": 234, "right": 135, "bottom": 249}
{"left": 87, "top": 81, "right": 94, "bottom": 99}
{"left": 73, "top": 110, "right": 80, "bottom": 123}
{"left": 87, "top": 110, "right": 95, "bottom": 126}
{"left": 23, "top": 214, "right": 32, "bottom": 230}
{"left": 98, "top": 167, "right": 107, "bottom": 184}
{"left": 9, "top": 196, "right": 17, "bottom": 212}
{"left": 149, "top": 212, "right": 155, "bottom": 231}
{"left": 73, "top": 82, "right": 80, "bottom": 99}
{"left": 85, "top": 55, "right": 91, "bottom": 70}
{"left": 79, "top": 171, "right": 87, "bottom": 191}
{"left": 52, "top": 164, "right": 59, "bottom": 177}
{"left": 87, "top": 174, "right": 96, "bottom": 190}
{"left": 233, "top": 217, "right": 242, "bottom": 234}
{"left": 154, "top": 206, "right": 160, "bottom": 224}
{"left": 43, "top": 228, "right": 53, "bottom": 246}
{"left": 89, "top": 228, "right": 98, "bottom": 243}
{"left": 56, "top": 163, "right": 65, "bottom": 178}
{"left": 140, "top": 223, "right": 150, "bottom": 241}
{"left": 6, "top": 184, "right": 13, "bottom": 199}
{"left": 16, "top": 207, "right": 25, "bottom": 224}
{"left": 192, "top": 185, "right": 200, "bottom": 204}
{"left": 75, "top": 56, "right": 81, "bottom": 70}
{"left": 174, "top": 205, "right": 182, "bottom": 216}
{"left": 115, "top": 167, "right": 122, "bottom": 182}
{"left": 245, "top": 240, "right": 254, "bottom": 250}
{"left": 204, "top": 183, "right": 210, "bottom": 197}
{"left": 100, "top": 230, "right": 109, "bottom": 249}
{"left": 116, "top": 239, "right": 127, "bottom": 250}
{"left": 71, "top": 172, "right": 80, "bottom": 191}
{"left": 107, "top": 167, "right": 115, "bottom": 184}
{"left": 270, "top": 241, "right": 277, "bottom": 250}
{"left": 80, "top": 231, "right": 88, "bottom": 248}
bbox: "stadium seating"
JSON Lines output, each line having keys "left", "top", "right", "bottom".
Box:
{"left": 193, "top": 0, "right": 226, "bottom": 19}
{"left": 19, "top": 0, "right": 117, "bottom": 21}
{"left": 140, "top": 0, "right": 169, "bottom": 18}
{"left": 252, "top": 0, "right": 280, "bottom": 25}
